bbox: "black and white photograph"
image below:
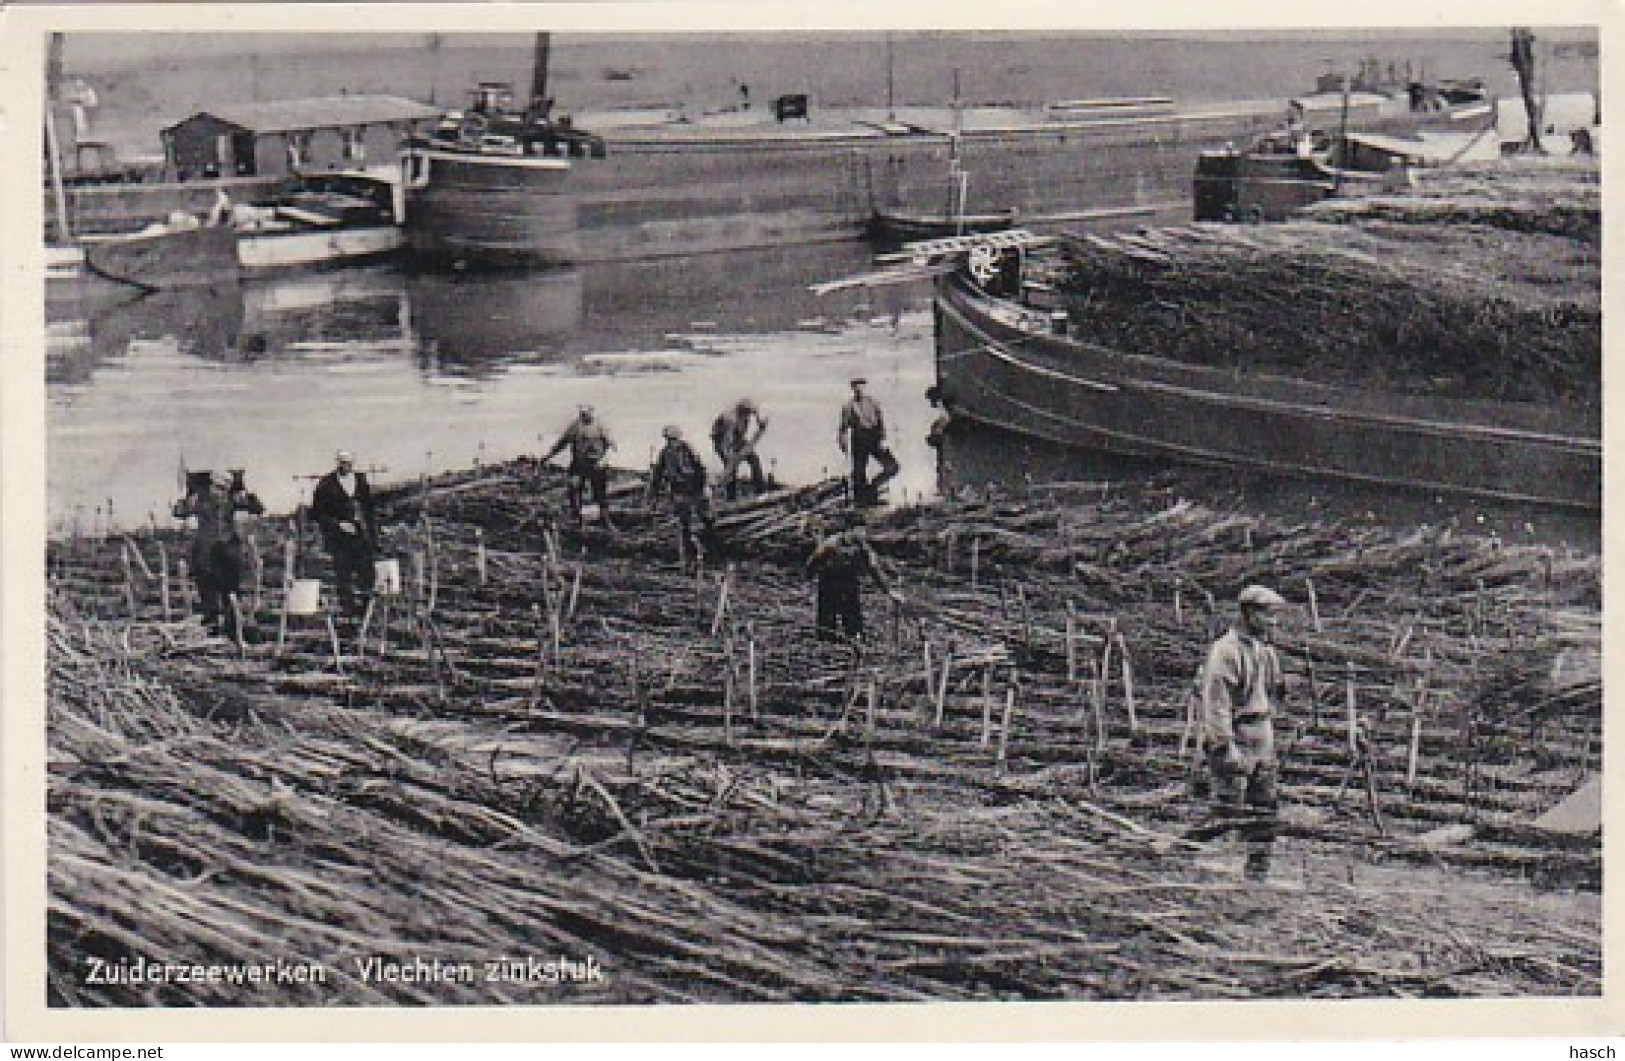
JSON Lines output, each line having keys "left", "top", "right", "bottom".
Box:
{"left": 3, "top": 1, "right": 1613, "bottom": 1043}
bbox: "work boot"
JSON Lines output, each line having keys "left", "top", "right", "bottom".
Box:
{"left": 1244, "top": 852, "right": 1272, "bottom": 882}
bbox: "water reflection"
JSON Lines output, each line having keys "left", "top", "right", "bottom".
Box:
{"left": 46, "top": 244, "right": 939, "bottom": 533}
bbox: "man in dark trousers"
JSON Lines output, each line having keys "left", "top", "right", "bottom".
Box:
{"left": 543, "top": 405, "right": 616, "bottom": 528}
{"left": 172, "top": 469, "right": 265, "bottom": 636}
{"left": 805, "top": 509, "right": 902, "bottom": 643}
{"left": 311, "top": 450, "right": 378, "bottom": 617}
{"left": 649, "top": 425, "right": 714, "bottom": 570}
{"left": 837, "top": 377, "right": 899, "bottom": 507}
{"left": 1193, "top": 584, "right": 1289, "bottom": 881}
{"left": 710, "top": 397, "right": 769, "bottom": 500}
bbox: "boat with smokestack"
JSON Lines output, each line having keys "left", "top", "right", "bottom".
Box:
{"left": 404, "top": 34, "right": 1498, "bottom": 267}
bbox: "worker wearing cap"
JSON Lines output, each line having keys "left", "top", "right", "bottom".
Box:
{"left": 311, "top": 450, "right": 378, "bottom": 617}
{"left": 172, "top": 468, "right": 265, "bottom": 636}
{"left": 1197, "top": 584, "right": 1288, "bottom": 880}
{"left": 649, "top": 425, "right": 714, "bottom": 571}
{"left": 710, "top": 397, "right": 770, "bottom": 500}
{"left": 544, "top": 405, "right": 616, "bottom": 528}
{"left": 805, "top": 509, "right": 902, "bottom": 643}
{"left": 838, "top": 377, "right": 899, "bottom": 508}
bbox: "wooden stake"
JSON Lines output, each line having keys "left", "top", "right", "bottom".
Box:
{"left": 567, "top": 562, "right": 583, "bottom": 621}
{"left": 1017, "top": 583, "right": 1032, "bottom": 649}
{"left": 996, "top": 682, "right": 1015, "bottom": 772}
{"left": 427, "top": 529, "right": 440, "bottom": 613}
{"left": 228, "top": 593, "right": 246, "bottom": 656}
{"left": 1306, "top": 577, "right": 1322, "bottom": 633}
{"left": 247, "top": 535, "right": 263, "bottom": 613}
{"left": 922, "top": 640, "right": 936, "bottom": 706}
{"left": 176, "top": 559, "right": 194, "bottom": 615}
{"left": 1065, "top": 604, "right": 1077, "bottom": 683}
{"left": 747, "top": 627, "right": 759, "bottom": 719}
{"left": 1118, "top": 632, "right": 1138, "bottom": 735}
{"left": 325, "top": 614, "right": 345, "bottom": 675}
{"left": 865, "top": 677, "right": 878, "bottom": 748}
{"left": 934, "top": 644, "right": 953, "bottom": 728}
{"left": 1406, "top": 686, "right": 1425, "bottom": 791}
{"left": 1173, "top": 584, "right": 1183, "bottom": 627}
{"left": 980, "top": 666, "right": 993, "bottom": 746}
{"left": 1345, "top": 661, "right": 1359, "bottom": 755}
{"left": 357, "top": 596, "right": 379, "bottom": 659}
{"left": 157, "top": 542, "right": 171, "bottom": 622}
{"left": 724, "top": 659, "right": 735, "bottom": 746}
{"left": 711, "top": 568, "right": 732, "bottom": 636}
{"left": 275, "top": 582, "right": 290, "bottom": 655}
{"left": 970, "top": 538, "right": 980, "bottom": 588}
{"left": 120, "top": 545, "right": 137, "bottom": 616}
{"left": 1098, "top": 618, "right": 1116, "bottom": 721}
{"left": 1090, "top": 659, "right": 1106, "bottom": 752}
{"left": 475, "top": 528, "right": 488, "bottom": 585}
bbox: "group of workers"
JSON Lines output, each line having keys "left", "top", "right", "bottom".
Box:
{"left": 169, "top": 379, "right": 1290, "bottom": 880}
{"left": 538, "top": 379, "right": 903, "bottom": 563}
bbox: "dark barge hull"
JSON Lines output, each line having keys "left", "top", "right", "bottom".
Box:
{"left": 933, "top": 273, "right": 1600, "bottom": 510}
{"left": 401, "top": 91, "right": 1482, "bottom": 267}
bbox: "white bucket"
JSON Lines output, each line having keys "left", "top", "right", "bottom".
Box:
{"left": 286, "top": 578, "right": 324, "bottom": 616}
{"left": 374, "top": 558, "right": 402, "bottom": 596}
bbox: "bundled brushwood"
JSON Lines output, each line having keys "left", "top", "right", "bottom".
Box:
{"left": 1303, "top": 158, "right": 1601, "bottom": 243}
{"left": 1055, "top": 162, "right": 1600, "bottom": 407}
{"left": 44, "top": 463, "right": 1601, "bottom": 1005}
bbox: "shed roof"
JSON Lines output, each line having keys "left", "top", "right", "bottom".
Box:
{"left": 167, "top": 95, "right": 440, "bottom": 136}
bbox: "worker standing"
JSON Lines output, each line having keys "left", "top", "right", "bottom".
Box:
{"left": 805, "top": 510, "right": 901, "bottom": 643}
{"left": 710, "top": 397, "right": 770, "bottom": 500}
{"left": 837, "top": 377, "right": 899, "bottom": 508}
{"left": 543, "top": 405, "right": 616, "bottom": 528}
{"left": 172, "top": 468, "right": 265, "bottom": 637}
{"left": 1195, "top": 584, "right": 1289, "bottom": 881}
{"left": 649, "top": 425, "right": 714, "bottom": 570}
{"left": 310, "top": 451, "right": 378, "bottom": 617}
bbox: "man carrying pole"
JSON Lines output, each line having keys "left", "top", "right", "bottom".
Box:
{"left": 1192, "top": 584, "right": 1288, "bottom": 881}
{"left": 710, "top": 397, "right": 769, "bottom": 500}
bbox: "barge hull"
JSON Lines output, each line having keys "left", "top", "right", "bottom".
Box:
{"left": 934, "top": 274, "right": 1600, "bottom": 510}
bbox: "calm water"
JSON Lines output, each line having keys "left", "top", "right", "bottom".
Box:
{"left": 46, "top": 244, "right": 941, "bottom": 534}
{"left": 46, "top": 239, "right": 1599, "bottom": 555}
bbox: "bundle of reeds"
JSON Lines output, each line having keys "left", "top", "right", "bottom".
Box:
{"left": 1054, "top": 162, "right": 1600, "bottom": 407}
{"left": 44, "top": 462, "right": 1602, "bottom": 1005}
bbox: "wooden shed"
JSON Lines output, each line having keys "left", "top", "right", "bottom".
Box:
{"left": 160, "top": 95, "right": 440, "bottom": 180}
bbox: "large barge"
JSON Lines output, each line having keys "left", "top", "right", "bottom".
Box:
{"left": 928, "top": 230, "right": 1599, "bottom": 510}
{"left": 403, "top": 40, "right": 1495, "bottom": 266}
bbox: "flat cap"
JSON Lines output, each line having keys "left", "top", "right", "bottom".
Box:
{"left": 335, "top": 450, "right": 354, "bottom": 463}
{"left": 662, "top": 424, "right": 683, "bottom": 440}
{"left": 850, "top": 377, "right": 868, "bottom": 386}
{"left": 1238, "top": 585, "right": 1286, "bottom": 608}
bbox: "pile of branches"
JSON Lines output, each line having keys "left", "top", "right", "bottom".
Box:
{"left": 1055, "top": 163, "right": 1600, "bottom": 407}
{"left": 1302, "top": 158, "right": 1601, "bottom": 244}
{"left": 44, "top": 466, "right": 1603, "bottom": 1005}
